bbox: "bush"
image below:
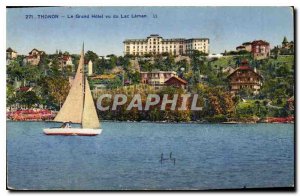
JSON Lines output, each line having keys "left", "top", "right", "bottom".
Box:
{"left": 205, "top": 114, "right": 227, "bottom": 123}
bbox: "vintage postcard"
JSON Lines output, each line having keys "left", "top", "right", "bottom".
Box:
{"left": 6, "top": 6, "right": 295, "bottom": 190}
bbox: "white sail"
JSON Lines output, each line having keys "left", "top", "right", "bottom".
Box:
{"left": 82, "top": 78, "right": 100, "bottom": 129}
{"left": 53, "top": 46, "right": 84, "bottom": 123}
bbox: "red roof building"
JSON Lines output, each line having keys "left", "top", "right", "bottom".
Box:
{"left": 251, "top": 40, "right": 270, "bottom": 60}
{"left": 17, "top": 86, "right": 32, "bottom": 92}
{"left": 26, "top": 49, "right": 45, "bottom": 66}
{"left": 59, "top": 55, "right": 73, "bottom": 68}
{"left": 164, "top": 76, "right": 188, "bottom": 89}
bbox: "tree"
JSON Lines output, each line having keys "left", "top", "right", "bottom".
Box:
{"left": 106, "top": 54, "right": 117, "bottom": 69}
{"left": 190, "top": 50, "right": 203, "bottom": 84}
{"left": 85, "top": 50, "right": 99, "bottom": 63}
{"left": 127, "top": 71, "right": 140, "bottom": 84}
{"left": 237, "top": 87, "right": 253, "bottom": 99}
{"left": 6, "top": 84, "right": 16, "bottom": 109}
{"left": 15, "top": 91, "right": 40, "bottom": 108}
{"left": 39, "top": 76, "right": 70, "bottom": 109}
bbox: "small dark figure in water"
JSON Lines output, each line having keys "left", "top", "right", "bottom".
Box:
{"left": 169, "top": 152, "right": 176, "bottom": 165}
{"left": 60, "top": 122, "right": 67, "bottom": 128}
{"left": 160, "top": 152, "right": 176, "bottom": 165}
{"left": 61, "top": 121, "right": 72, "bottom": 128}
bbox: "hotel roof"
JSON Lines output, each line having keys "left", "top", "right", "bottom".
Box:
{"left": 252, "top": 40, "right": 270, "bottom": 45}
{"left": 165, "top": 76, "right": 188, "bottom": 85}
{"left": 124, "top": 35, "right": 209, "bottom": 43}
{"left": 227, "top": 64, "right": 263, "bottom": 79}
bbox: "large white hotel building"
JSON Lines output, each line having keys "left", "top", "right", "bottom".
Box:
{"left": 123, "top": 34, "right": 209, "bottom": 56}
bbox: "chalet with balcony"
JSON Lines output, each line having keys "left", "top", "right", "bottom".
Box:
{"left": 227, "top": 61, "right": 263, "bottom": 95}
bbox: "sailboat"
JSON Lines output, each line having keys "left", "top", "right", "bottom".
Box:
{"left": 43, "top": 44, "right": 102, "bottom": 136}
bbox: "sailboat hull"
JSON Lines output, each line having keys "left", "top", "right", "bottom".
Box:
{"left": 43, "top": 128, "right": 102, "bottom": 136}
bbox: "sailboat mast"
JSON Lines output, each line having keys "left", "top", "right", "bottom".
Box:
{"left": 82, "top": 42, "right": 85, "bottom": 95}
{"left": 81, "top": 42, "right": 86, "bottom": 127}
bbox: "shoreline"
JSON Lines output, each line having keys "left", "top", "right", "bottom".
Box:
{"left": 6, "top": 119, "right": 294, "bottom": 125}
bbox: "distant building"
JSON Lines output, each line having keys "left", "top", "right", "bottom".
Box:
{"left": 242, "top": 42, "right": 252, "bottom": 52}
{"left": 282, "top": 36, "right": 294, "bottom": 50}
{"left": 164, "top": 76, "right": 187, "bottom": 89}
{"left": 227, "top": 61, "right": 263, "bottom": 95}
{"left": 16, "top": 86, "right": 33, "bottom": 93}
{"left": 6, "top": 47, "right": 18, "bottom": 59}
{"left": 236, "top": 45, "right": 246, "bottom": 52}
{"left": 251, "top": 40, "right": 270, "bottom": 60}
{"left": 236, "top": 42, "right": 252, "bottom": 52}
{"left": 222, "top": 66, "right": 235, "bottom": 74}
{"left": 287, "top": 96, "right": 294, "bottom": 111}
{"left": 140, "top": 70, "right": 177, "bottom": 88}
{"left": 26, "top": 48, "right": 45, "bottom": 66}
{"left": 235, "top": 40, "right": 270, "bottom": 59}
{"left": 123, "top": 34, "right": 209, "bottom": 56}
{"left": 59, "top": 55, "right": 74, "bottom": 69}
{"left": 207, "top": 53, "right": 223, "bottom": 59}
{"left": 281, "top": 36, "right": 294, "bottom": 54}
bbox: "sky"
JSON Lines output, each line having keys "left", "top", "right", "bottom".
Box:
{"left": 6, "top": 6, "right": 294, "bottom": 56}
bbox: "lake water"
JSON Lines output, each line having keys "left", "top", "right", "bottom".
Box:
{"left": 7, "top": 121, "right": 294, "bottom": 190}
